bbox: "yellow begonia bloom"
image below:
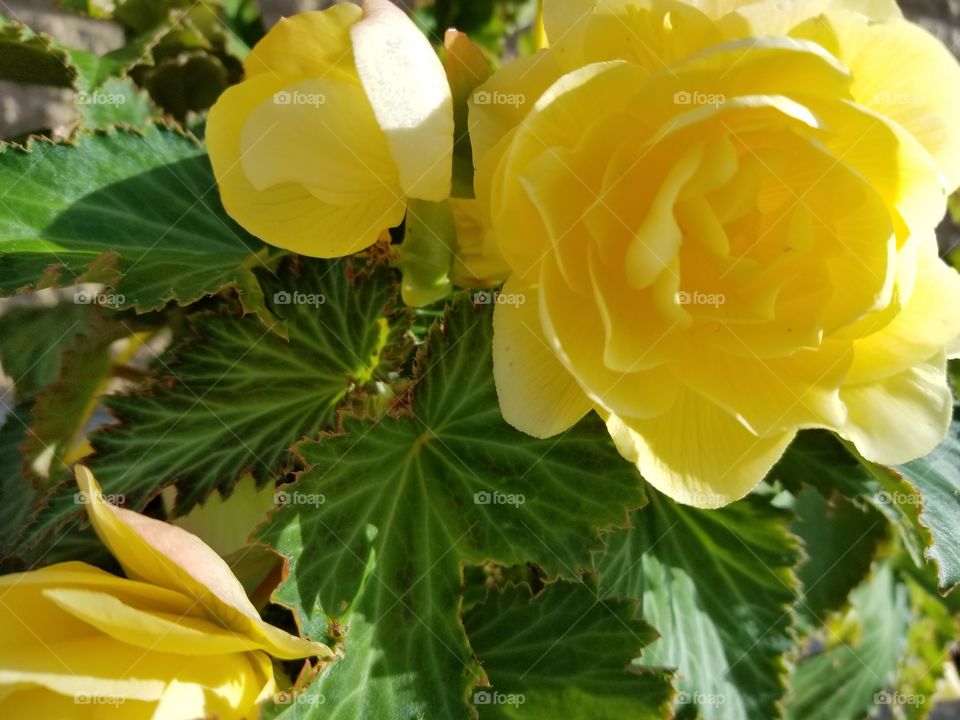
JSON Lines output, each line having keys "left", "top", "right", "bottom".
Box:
{"left": 207, "top": 0, "right": 454, "bottom": 258}
{"left": 0, "top": 467, "right": 332, "bottom": 718}
{"left": 471, "top": 0, "right": 960, "bottom": 507}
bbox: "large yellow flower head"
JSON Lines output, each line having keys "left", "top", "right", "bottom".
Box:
{"left": 0, "top": 468, "right": 331, "bottom": 718}
{"left": 207, "top": 0, "right": 454, "bottom": 258}
{"left": 471, "top": 0, "right": 960, "bottom": 507}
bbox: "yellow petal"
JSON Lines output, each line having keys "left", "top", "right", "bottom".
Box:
{"left": 840, "top": 353, "right": 952, "bottom": 465}
{"left": 676, "top": 341, "right": 852, "bottom": 435}
{"left": 828, "top": 13, "right": 960, "bottom": 191}
{"left": 718, "top": 0, "right": 900, "bottom": 36}
{"left": 540, "top": 254, "right": 681, "bottom": 419}
{"left": 43, "top": 588, "right": 266, "bottom": 656}
{"left": 606, "top": 390, "right": 796, "bottom": 508}
{"left": 351, "top": 0, "right": 454, "bottom": 201}
{"left": 207, "top": 73, "right": 406, "bottom": 258}
{"left": 244, "top": 5, "right": 362, "bottom": 80}
{"left": 469, "top": 49, "right": 564, "bottom": 172}
{"left": 493, "top": 277, "right": 593, "bottom": 437}
{"left": 75, "top": 467, "right": 333, "bottom": 661}
{"left": 241, "top": 79, "right": 398, "bottom": 202}
{"left": 847, "top": 238, "right": 960, "bottom": 384}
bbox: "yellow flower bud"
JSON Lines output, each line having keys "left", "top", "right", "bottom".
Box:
{"left": 208, "top": 1, "right": 454, "bottom": 258}
{"left": 0, "top": 467, "right": 331, "bottom": 718}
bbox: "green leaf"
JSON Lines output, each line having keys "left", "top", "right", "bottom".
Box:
{"left": 897, "top": 403, "right": 960, "bottom": 592}
{"left": 786, "top": 563, "right": 909, "bottom": 720}
{"left": 772, "top": 431, "right": 928, "bottom": 567}
{"left": 895, "top": 566, "right": 957, "bottom": 720}
{"left": 0, "top": 21, "right": 74, "bottom": 87}
{"left": 0, "top": 404, "right": 37, "bottom": 560}
{"left": 791, "top": 489, "right": 887, "bottom": 631}
{"left": 20, "top": 313, "right": 123, "bottom": 488}
{"left": 94, "top": 258, "right": 407, "bottom": 510}
{"left": 75, "top": 76, "right": 157, "bottom": 130}
{"left": 0, "top": 301, "right": 91, "bottom": 398}
{"left": 598, "top": 491, "right": 799, "bottom": 720}
{"left": 258, "top": 297, "right": 645, "bottom": 719}
{"left": 463, "top": 581, "right": 674, "bottom": 719}
{"left": 18, "top": 259, "right": 409, "bottom": 556}
{"left": 0, "top": 123, "right": 268, "bottom": 312}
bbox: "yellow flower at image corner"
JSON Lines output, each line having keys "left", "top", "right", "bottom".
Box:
{"left": 207, "top": 0, "right": 454, "bottom": 258}
{"left": 0, "top": 466, "right": 332, "bottom": 719}
{"left": 469, "top": 0, "right": 960, "bottom": 507}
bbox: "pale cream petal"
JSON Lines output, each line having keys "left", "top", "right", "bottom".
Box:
{"left": 351, "top": 0, "right": 454, "bottom": 200}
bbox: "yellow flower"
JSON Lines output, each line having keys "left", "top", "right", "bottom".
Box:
{"left": 0, "top": 467, "right": 332, "bottom": 718}
{"left": 471, "top": 0, "right": 960, "bottom": 507}
{"left": 207, "top": 0, "right": 454, "bottom": 258}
